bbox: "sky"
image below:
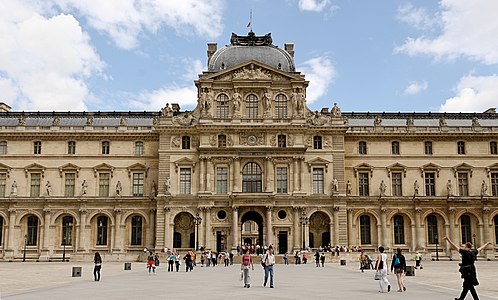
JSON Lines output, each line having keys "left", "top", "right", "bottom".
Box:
{"left": 0, "top": 0, "right": 497, "bottom": 113}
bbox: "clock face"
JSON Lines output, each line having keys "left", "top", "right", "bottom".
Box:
{"left": 247, "top": 135, "right": 257, "bottom": 145}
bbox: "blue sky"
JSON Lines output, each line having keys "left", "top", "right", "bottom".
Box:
{"left": 1, "top": 0, "right": 497, "bottom": 113}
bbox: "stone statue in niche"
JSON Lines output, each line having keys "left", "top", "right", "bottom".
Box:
{"left": 332, "top": 178, "right": 339, "bottom": 193}
{"left": 481, "top": 180, "right": 488, "bottom": 196}
{"left": 116, "top": 181, "right": 122, "bottom": 196}
{"left": 331, "top": 103, "right": 341, "bottom": 117}
{"left": 232, "top": 89, "right": 242, "bottom": 116}
{"left": 346, "top": 180, "right": 352, "bottom": 196}
{"left": 379, "top": 180, "right": 386, "bottom": 197}
{"left": 11, "top": 180, "right": 18, "bottom": 196}
{"left": 413, "top": 180, "right": 419, "bottom": 196}
{"left": 81, "top": 179, "right": 88, "bottom": 195}
{"left": 262, "top": 89, "right": 272, "bottom": 115}
{"left": 151, "top": 180, "right": 157, "bottom": 197}
{"left": 292, "top": 88, "right": 305, "bottom": 117}
{"left": 164, "top": 177, "right": 171, "bottom": 194}
{"left": 45, "top": 181, "right": 52, "bottom": 196}
{"left": 446, "top": 179, "right": 453, "bottom": 196}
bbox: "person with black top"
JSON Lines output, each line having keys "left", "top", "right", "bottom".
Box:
{"left": 443, "top": 236, "right": 492, "bottom": 300}
{"left": 93, "top": 252, "right": 102, "bottom": 281}
{"left": 391, "top": 248, "right": 407, "bottom": 292}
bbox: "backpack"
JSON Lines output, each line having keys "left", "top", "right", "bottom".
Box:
{"left": 393, "top": 254, "right": 401, "bottom": 268}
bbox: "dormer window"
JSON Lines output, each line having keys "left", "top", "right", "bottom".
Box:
{"left": 278, "top": 135, "right": 286, "bottom": 148}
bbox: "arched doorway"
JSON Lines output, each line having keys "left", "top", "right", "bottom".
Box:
{"left": 241, "top": 211, "right": 264, "bottom": 247}
{"left": 173, "top": 212, "right": 195, "bottom": 249}
{"left": 309, "top": 212, "right": 331, "bottom": 248}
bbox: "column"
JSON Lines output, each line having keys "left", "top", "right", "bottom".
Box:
{"left": 304, "top": 218, "right": 310, "bottom": 248}
{"left": 199, "top": 209, "right": 205, "bottom": 248}
{"left": 265, "top": 157, "right": 272, "bottom": 192}
{"left": 347, "top": 208, "right": 354, "bottom": 247}
{"left": 293, "top": 207, "right": 300, "bottom": 250}
{"left": 206, "top": 158, "right": 212, "bottom": 192}
{"left": 448, "top": 209, "right": 458, "bottom": 259}
{"left": 199, "top": 157, "right": 205, "bottom": 192}
{"left": 232, "top": 207, "right": 239, "bottom": 249}
{"left": 482, "top": 208, "right": 491, "bottom": 259}
{"left": 204, "top": 207, "right": 212, "bottom": 250}
{"left": 233, "top": 158, "right": 240, "bottom": 192}
{"left": 299, "top": 157, "right": 304, "bottom": 191}
{"left": 266, "top": 206, "right": 273, "bottom": 245}
{"left": 415, "top": 208, "right": 424, "bottom": 251}
{"left": 113, "top": 209, "right": 122, "bottom": 252}
{"left": 148, "top": 209, "right": 155, "bottom": 249}
{"left": 410, "top": 224, "right": 416, "bottom": 252}
{"left": 78, "top": 209, "right": 87, "bottom": 252}
{"left": 6, "top": 209, "right": 16, "bottom": 252}
{"left": 380, "top": 208, "right": 390, "bottom": 248}
{"left": 293, "top": 157, "right": 299, "bottom": 192}
{"left": 333, "top": 207, "right": 340, "bottom": 246}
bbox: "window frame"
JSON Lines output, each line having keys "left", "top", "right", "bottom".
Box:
{"left": 30, "top": 173, "right": 41, "bottom": 197}
{"left": 460, "top": 215, "right": 472, "bottom": 244}
{"left": 101, "top": 141, "right": 110, "bottom": 155}
{"left": 216, "top": 166, "right": 228, "bottom": 194}
{"left": 277, "top": 135, "right": 286, "bottom": 148}
{"left": 276, "top": 167, "right": 288, "bottom": 194}
{"left": 131, "top": 215, "right": 143, "bottom": 246}
{"left": 99, "top": 172, "right": 110, "bottom": 197}
{"left": 457, "top": 141, "right": 466, "bottom": 155}
{"left": 96, "top": 216, "right": 108, "bottom": 246}
{"left": 427, "top": 214, "right": 439, "bottom": 244}
{"left": 242, "top": 162, "right": 263, "bottom": 193}
{"left": 490, "top": 141, "right": 498, "bottom": 155}
{"left": 275, "top": 94, "right": 288, "bottom": 118}
{"left": 34, "top": 141, "right": 42, "bottom": 155}
{"left": 424, "top": 141, "right": 433, "bottom": 155}
{"left": 181, "top": 136, "right": 191, "bottom": 150}
{"left": 132, "top": 172, "right": 145, "bottom": 196}
{"left": 359, "top": 215, "right": 371, "bottom": 245}
{"left": 391, "top": 141, "right": 400, "bottom": 155}
{"left": 312, "top": 168, "right": 324, "bottom": 194}
{"left": 135, "top": 141, "right": 144, "bottom": 156}
{"left": 67, "top": 141, "right": 76, "bottom": 155}
{"left": 179, "top": 168, "right": 192, "bottom": 194}
{"left": 0, "top": 141, "right": 7, "bottom": 155}
{"left": 64, "top": 173, "right": 76, "bottom": 196}
{"left": 391, "top": 172, "right": 403, "bottom": 196}
{"left": 218, "top": 135, "right": 227, "bottom": 148}
{"left": 424, "top": 172, "right": 436, "bottom": 196}
{"left": 313, "top": 136, "right": 322, "bottom": 150}
{"left": 358, "top": 172, "right": 369, "bottom": 196}
{"left": 61, "top": 216, "right": 74, "bottom": 246}
{"left": 245, "top": 94, "right": 259, "bottom": 119}
{"left": 216, "top": 93, "right": 230, "bottom": 118}
{"left": 457, "top": 172, "right": 469, "bottom": 197}
{"left": 0, "top": 173, "right": 6, "bottom": 197}
{"left": 393, "top": 215, "right": 405, "bottom": 244}
{"left": 492, "top": 173, "right": 498, "bottom": 197}
{"left": 359, "top": 141, "right": 367, "bottom": 155}
{"left": 27, "top": 216, "right": 38, "bottom": 246}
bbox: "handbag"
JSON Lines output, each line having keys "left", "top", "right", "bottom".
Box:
{"left": 374, "top": 271, "right": 381, "bottom": 280}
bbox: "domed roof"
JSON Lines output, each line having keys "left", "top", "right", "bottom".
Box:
{"left": 208, "top": 32, "right": 295, "bottom": 72}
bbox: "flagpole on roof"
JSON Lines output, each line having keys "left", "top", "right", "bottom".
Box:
{"left": 247, "top": 9, "right": 252, "bottom": 32}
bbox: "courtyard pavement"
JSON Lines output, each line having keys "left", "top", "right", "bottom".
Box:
{"left": 1, "top": 258, "right": 498, "bottom": 299}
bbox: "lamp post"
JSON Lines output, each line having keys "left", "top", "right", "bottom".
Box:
{"left": 194, "top": 213, "right": 202, "bottom": 251}
{"left": 435, "top": 234, "right": 439, "bottom": 261}
{"left": 62, "top": 221, "right": 72, "bottom": 262}
{"left": 23, "top": 234, "right": 27, "bottom": 262}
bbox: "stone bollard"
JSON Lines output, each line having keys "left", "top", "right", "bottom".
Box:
{"left": 124, "top": 262, "right": 132, "bottom": 270}
{"left": 405, "top": 265, "right": 415, "bottom": 276}
{"left": 340, "top": 259, "right": 346, "bottom": 266}
{"left": 72, "top": 266, "right": 82, "bottom": 277}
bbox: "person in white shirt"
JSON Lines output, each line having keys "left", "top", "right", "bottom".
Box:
{"left": 376, "top": 246, "right": 391, "bottom": 293}
{"left": 262, "top": 246, "right": 275, "bottom": 288}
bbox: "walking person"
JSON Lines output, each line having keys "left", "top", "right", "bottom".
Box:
{"left": 147, "top": 251, "right": 156, "bottom": 274}
{"left": 241, "top": 249, "right": 254, "bottom": 288}
{"left": 414, "top": 251, "right": 423, "bottom": 269}
{"left": 320, "top": 252, "right": 325, "bottom": 267}
{"left": 283, "top": 253, "right": 288, "bottom": 265}
{"left": 262, "top": 246, "right": 275, "bottom": 288}
{"left": 360, "top": 250, "right": 367, "bottom": 272}
{"left": 391, "top": 248, "right": 407, "bottom": 292}
{"left": 443, "top": 236, "right": 491, "bottom": 300}
{"left": 93, "top": 252, "right": 102, "bottom": 281}
{"left": 375, "top": 246, "right": 391, "bottom": 293}
{"left": 154, "top": 253, "right": 160, "bottom": 271}
{"left": 168, "top": 251, "right": 175, "bottom": 272}
{"left": 314, "top": 250, "right": 320, "bottom": 267}
{"left": 175, "top": 252, "right": 181, "bottom": 272}
{"left": 302, "top": 251, "right": 308, "bottom": 264}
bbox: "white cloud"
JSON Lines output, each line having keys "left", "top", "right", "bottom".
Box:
{"left": 0, "top": 0, "right": 104, "bottom": 111}
{"left": 404, "top": 81, "right": 428, "bottom": 95}
{"left": 182, "top": 59, "right": 204, "bottom": 82}
{"left": 440, "top": 75, "right": 498, "bottom": 112}
{"left": 396, "top": 3, "right": 438, "bottom": 30}
{"left": 395, "top": 1, "right": 498, "bottom": 65}
{"left": 298, "top": 57, "right": 336, "bottom": 103}
{"left": 51, "top": 0, "right": 224, "bottom": 49}
{"left": 298, "top": 0, "right": 331, "bottom": 12}
{"left": 128, "top": 86, "right": 197, "bottom": 111}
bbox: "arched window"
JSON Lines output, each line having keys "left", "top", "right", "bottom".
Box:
{"left": 216, "top": 94, "right": 229, "bottom": 118}
{"left": 0, "top": 216, "right": 3, "bottom": 246}
{"left": 97, "top": 216, "right": 108, "bottom": 246}
{"left": 245, "top": 94, "right": 259, "bottom": 118}
{"left": 62, "top": 216, "right": 74, "bottom": 246}
{"left": 131, "top": 216, "right": 143, "bottom": 246}
{"left": 27, "top": 216, "right": 38, "bottom": 246}
{"left": 427, "top": 215, "right": 439, "bottom": 244}
{"left": 242, "top": 162, "right": 262, "bottom": 193}
{"left": 393, "top": 215, "right": 405, "bottom": 244}
{"left": 275, "top": 94, "right": 288, "bottom": 118}
{"left": 494, "top": 215, "right": 498, "bottom": 244}
{"left": 460, "top": 215, "right": 472, "bottom": 244}
{"left": 360, "top": 215, "right": 371, "bottom": 244}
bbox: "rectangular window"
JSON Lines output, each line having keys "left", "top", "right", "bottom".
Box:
{"left": 492, "top": 173, "right": 498, "bottom": 197}
{"left": 391, "top": 141, "right": 400, "bottom": 155}
{"left": 313, "top": 136, "right": 322, "bottom": 149}
{"left": 312, "top": 168, "right": 324, "bottom": 194}
{"left": 101, "top": 141, "right": 110, "bottom": 155}
{"left": 30, "top": 173, "right": 41, "bottom": 197}
{"left": 359, "top": 141, "right": 367, "bottom": 155}
{"left": 277, "top": 135, "right": 286, "bottom": 148}
{"left": 67, "top": 141, "right": 76, "bottom": 154}
{"left": 34, "top": 141, "right": 41, "bottom": 154}
{"left": 216, "top": 167, "right": 228, "bottom": 194}
{"left": 246, "top": 95, "right": 259, "bottom": 119}
{"left": 276, "top": 167, "right": 288, "bottom": 194}
{"left": 391, "top": 172, "right": 402, "bottom": 196}
{"left": 132, "top": 173, "right": 144, "bottom": 196}
{"left": 64, "top": 173, "right": 75, "bottom": 196}
{"left": 99, "top": 173, "right": 110, "bottom": 196}
{"left": 457, "top": 141, "right": 465, "bottom": 155}
{"left": 491, "top": 141, "right": 498, "bottom": 155}
{"left": 0, "top": 141, "right": 7, "bottom": 155}
{"left": 424, "top": 172, "right": 436, "bottom": 196}
{"left": 424, "top": 141, "right": 433, "bottom": 155}
{"left": 135, "top": 141, "right": 144, "bottom": 155}
{"left": 179, "top": 168, "right": 191, "bottom": 194}
{"left": 0, "top": 173, "right": 6, "bottom": 197}
{"left": 358, "top": 172, "right": 369, "bottom": 196}
{"left": 457, "top": 173, "right": 469, "bottom": 196}
{"left": 181, "top": 136, "right": 190, "bottom": 149}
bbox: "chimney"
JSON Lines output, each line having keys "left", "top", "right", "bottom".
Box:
{"left": 0, "top": 102, "right": 12, "bottom": 112}
{"left": 284, "top": 43, "right": 294, "bottom": 58}
{"left": 207, "top": 43, "right": 217, "bottom": 65}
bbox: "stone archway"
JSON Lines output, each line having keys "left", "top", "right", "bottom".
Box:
{"left": 241, "top": 211, "right": 264, "bottom": 246}
{"left": 309, "top": 212, "right": 331, "bottom": 248}
{"left": 173, "top": 212, "right": 195, "bottom": 249}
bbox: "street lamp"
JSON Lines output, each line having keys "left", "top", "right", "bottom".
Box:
{"left": 194, "top": 213, "right": 202, "bottom": 251}
{"left": 62, "top": 221, "right": 72, "bottom": 262}
{"left": 23, "top": 234, "right": 27, "bottom": 262}
{"left": 435, "top": 234, "right": 439, "bottom": 261}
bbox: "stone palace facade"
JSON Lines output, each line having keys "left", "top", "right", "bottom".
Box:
{"left": 0, "top": 32, "right": 497, "bottom": 261}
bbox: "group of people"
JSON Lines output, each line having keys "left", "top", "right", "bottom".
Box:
{"left": 240, "top": 245, "right": 275, "bottom": 288}
{"left": 200, "top": 251, "right": 234, "bottom": 267}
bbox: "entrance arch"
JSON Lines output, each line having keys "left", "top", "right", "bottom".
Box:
{"left": 173, "top": 212, "right": 195, "bottom": 249}
{"left": 309, "top": 211, "right": 331, "bottom": 248}
{"left": 241, "top": 211, "right": 264, "bottom": 246}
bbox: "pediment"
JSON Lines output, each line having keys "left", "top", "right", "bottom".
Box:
{"left": 487, "top": 163, "right": 498, "bottom": 170}
{"left": 421, "top": 163, "right": 441, "bottom": 169}
{"left": 306, "top": 157, "right": 331, "bottom": 172}
{"left": 93, "top": 163, "right": 115, "bottom": 177}
{"left": 24, "top": 163, "right": 46, "bottom": 177}
{"left": 202, "top": 60, "right": 301, "bottom": 82}
{"left": 127, "top": 163, "right": 149, "bottom": 177}
{"left": 353, "top": 163, "right": 374, "bottom": 177}
{"left": 452, "top": 163, "right": 473, "bottom": 177}
{"left": 174, "top": 157, "right": 196, "bottom": 165}
{"left": 0, "top": 162, "right": 12, "bottom": 177}
{"left": 59, "top": 163, "right": 81, "bottom": 177}
{"left": 386, "top": 163, "right": 407, "bottom": 177}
